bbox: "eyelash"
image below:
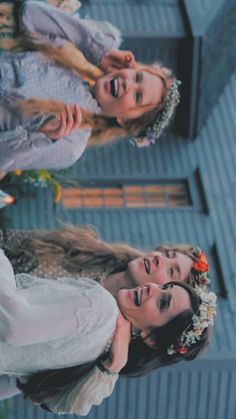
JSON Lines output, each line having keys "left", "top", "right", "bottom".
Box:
{"left": 135, "top": 72, "right": 142, "bottom": 83}
{"left": 135, "top": 91, "right": 142, "bottom": 103}
{"left": 159, "top": 297, "right": 166, "bottom": 311}
{"left": 135, "top": 73, "right": 142, "bottom": 103}
{"left": 161, "top": 283, "right": 173, "bottom": 290}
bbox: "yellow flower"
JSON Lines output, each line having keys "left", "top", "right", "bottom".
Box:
{"left": 38, "top": 170, "right": 52, "bottom": 181}
{"left": 53, "top": 183, "right": 62, "bottom": 204}
{"left": 14, "top": 170, "right": 22, "bottom": 176}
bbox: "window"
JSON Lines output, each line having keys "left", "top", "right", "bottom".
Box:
{"left": 62, "top": 180, "right": 191, "bottom": 209}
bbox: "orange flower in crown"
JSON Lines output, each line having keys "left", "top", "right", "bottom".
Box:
{"left": 193, "top": 252, "right": 209, "bottom": 273}
{"left": 189, "top": 247, "right": 210, "bottom": 288}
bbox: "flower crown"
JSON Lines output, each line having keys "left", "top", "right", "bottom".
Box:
{"left": 133, "top": 75, "right": 181, "bottom": 148}
{"left": 189, "top": 247, "right": 210, "bottom": 289}
{"left": 167, "top": 286, "right": 217, "bottom": 355}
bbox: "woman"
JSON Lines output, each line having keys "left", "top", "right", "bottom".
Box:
{"left": 1, "top": 226, "right": 210, "bottom": 292}
{"left": 0, "top": 248, "right": 216, "bottom": 415}
{"left": 0, "top": 226, "right": 211, "bottom": 379}
{"left": 0, "top": 0, "right": 181, "bottom": 172}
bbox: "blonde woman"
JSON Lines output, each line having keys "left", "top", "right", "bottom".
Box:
{"left": 2, "top": 226, "right": 210, "bottom": 291}
{"left": 0, "top": 1, "right": 180, "bottom": 172}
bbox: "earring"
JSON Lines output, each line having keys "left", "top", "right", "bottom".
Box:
{"left": 131, "top": 326, "right": 141, "bottom": 340}
{"left": 142, "top": 334, "right": 157, "bottom": 349}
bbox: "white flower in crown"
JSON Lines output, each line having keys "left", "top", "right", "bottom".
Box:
{"left": 133, "top": 76, "right": 181, "bottom": 148}
{"left": 167, "top": 287, "right": 217, "bottom": 356}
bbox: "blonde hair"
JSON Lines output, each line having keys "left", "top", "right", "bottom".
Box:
{"left": 11, "top": 38, "right": 170, "bottom": 146}
{"left": 16, "top": 225, "right": 201, "bottom": 286}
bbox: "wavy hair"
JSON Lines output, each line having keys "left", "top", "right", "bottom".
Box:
{"left": 7, "top": 225, "right": 204, "bottom": 284}
{"left": 10, "top": 36, "right": 171, "bottom": 146}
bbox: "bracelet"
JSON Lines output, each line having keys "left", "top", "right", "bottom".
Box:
{"left": 96, "top": 360, "right": 117, "bottom": 376}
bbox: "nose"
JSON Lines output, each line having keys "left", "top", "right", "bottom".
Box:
{"left": 148, "top": 282, "right": 162, "bottom": 296}
{"left": 122, "top": 78, "right": 132, "bottom": 94}
{"left": 147, "top": 252, "right": 162, "bottom": 269}
{"left": 155, "top": 253, "right": 172, "bottom": 267}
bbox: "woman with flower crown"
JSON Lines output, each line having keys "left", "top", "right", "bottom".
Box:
{"left": 0, "top": 245, "right": 216, "bottom": 415}
{"left": 0, "top": 0, "right": 181, "bottom": 172}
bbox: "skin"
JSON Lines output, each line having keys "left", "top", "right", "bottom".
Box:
{"left": 104, "top": 282, "right": 192, "bottom": 372}
{"left": 102, "top": 251, "right": 194, "bottom": 298}
{"left": 117, "top": 283, "right": 191, "bottom": 337}
{"left": 41, "top": 67, "right": 164, "bottom": 137}
{"left": 99, "top": 50, "right": 136, "bottom": 73}
{"left": 39, "top": 104, "right": 82, "bottom": 140}
{"left": 127, "top": 250, "right": 194, "bottom": 286}
{"left": 40, "top": 50, "right": 169, "bottom": 138}
{"left": 93, "top": 68, "right": 165, "bottom": 120}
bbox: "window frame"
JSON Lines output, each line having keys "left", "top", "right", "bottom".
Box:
{"left": 61, "top": 176, "right": 197, "bottom": 211}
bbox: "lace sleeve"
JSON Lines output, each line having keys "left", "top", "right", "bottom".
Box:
{"left": 46, "top": 365, "right": 119, "bottom": 415}
{"left": 19, "top": 1, "right": 122, "bottom": 66}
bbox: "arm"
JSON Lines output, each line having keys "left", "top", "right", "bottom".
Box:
{"left": 44, "top": 312, "right": 130, "bottom": 415}
{"left": 0, "top": 127, "right": 89, "bottom": 172}
{"left": 19, "top": 1, "right": 122, "bottom": 66}
{"left": 46, "top": 366, "right": 118, "bottom": 416}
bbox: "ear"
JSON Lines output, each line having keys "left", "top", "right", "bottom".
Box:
{"left": 141, "top": 330, "right": 157, "bottom": 349}
{"left": 116, "top": 117, "right": 126, "bottom": 127}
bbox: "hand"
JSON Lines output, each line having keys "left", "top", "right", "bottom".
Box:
{"left": 39, "top": 104, "right": 82, "bottom": 140}
{"left": 102, "top": 313, "right": 131, "bottom": 373}
{"left": 100, "top": 49, "right": 136, "bottom": 73}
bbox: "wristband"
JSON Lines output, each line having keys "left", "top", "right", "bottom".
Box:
{"left": 96, "top": 360, "right": 117, "bottom": 376}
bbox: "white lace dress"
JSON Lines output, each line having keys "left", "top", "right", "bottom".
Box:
{"left": 0, "top": 250, "right": 119, "bottom": 415}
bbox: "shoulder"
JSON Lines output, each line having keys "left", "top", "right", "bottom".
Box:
{"left": 74, "top": 277, "right": 116, "bottom": 308}
{"left": 76, "top": 277, "right": 119, "bottom": 325}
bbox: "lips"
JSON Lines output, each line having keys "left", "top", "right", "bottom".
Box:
{"left": 144, "top": 258, "right": 151, "bottom": 274}
{"left": 134, "top": 288, "right": 142, "bottom": 306}
{"left": 110, "top": 77, "right": 119, "bottom": 97}
{"left": 133, "top": 285, "right": 150, "bottom": 306}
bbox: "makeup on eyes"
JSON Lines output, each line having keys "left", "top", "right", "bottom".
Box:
{"left": 159, "top": 293, "right": 171, "bottom": 311}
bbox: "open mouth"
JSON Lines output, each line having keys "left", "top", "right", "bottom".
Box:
{"left": 110, "top": 77, "right": 119, "bottom": 97}
{"left": 144, "top": 258, "right": 151, "bottom": 274}
{"left": 134, "top": 288, "right": 142, "bottom": 306}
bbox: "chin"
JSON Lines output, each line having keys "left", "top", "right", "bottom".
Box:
{"left": 127, "top": 259, "right": 142, "bottom": 285}
{"left": 117, "top": 289, "right": 128, "bottom": 308}
{"left": 93, "top": 80, "right": 101, "bottom": 103}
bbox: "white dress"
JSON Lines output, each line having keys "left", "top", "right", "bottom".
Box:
{"left": 0, "top": 250, "right": 119, "bottom": 415}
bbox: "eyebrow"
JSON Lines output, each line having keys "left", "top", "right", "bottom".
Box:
{"left": 175, "top": 266, "right": 181, "bottom": 281}
{"left": 136, "top": 72, "right": 143, "bottom": 105}
{"left": 165, "top": 293, "right": 172, "bottom": 311}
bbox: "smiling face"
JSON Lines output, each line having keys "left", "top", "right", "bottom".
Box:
{"left": 117, "top": 283, "right": 191, "bottom": 336}
{"left": 93, "top": 68, "right": 166, "bottom": 120}
{"left": 127, "top": 250, "right": 194, "bottom": 287}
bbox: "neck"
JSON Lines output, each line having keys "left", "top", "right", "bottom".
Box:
{"left": 102, "top": 270, "right": 136, "bottom": 299}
